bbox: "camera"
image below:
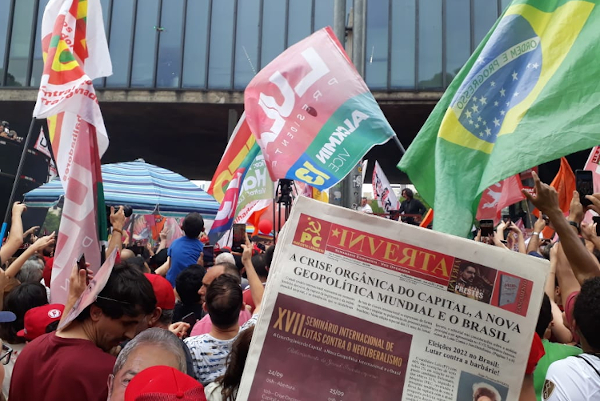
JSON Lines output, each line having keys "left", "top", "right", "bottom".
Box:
{"left": 106, "top": 205, "right": 133, "bottom": 227}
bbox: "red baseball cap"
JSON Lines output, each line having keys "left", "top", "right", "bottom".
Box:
{"left": 124, "top": 365, "right": 206, "bottom": 401}
{"left": 17, "top": 304, "right": 64, "bottom": 341}
{"left": 144, "top": 273, "right": 175, "bottom": 310}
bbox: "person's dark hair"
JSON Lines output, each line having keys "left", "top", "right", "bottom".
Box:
{"left": 214, "top": 262, "right": 241, "bottom": 285}
{"left": 175, "top": 265, "right": 206, "bottom": 305}
{"left": 217, "top": 326, "right": 254, "bottom": 401}
{"left": 458, "top": 264, "right": 476, "bottom": 274}
{"left": 402, "top": 188, "right": 414, "bottom": 198}
{"left": 0, "top": 283, "right": 48, "bottom": 343}
{"left": 574, "top": 277, "right": 600, "bottom": 350}
{"left": 536, "top": 293, "right": 552, "bottom": 338}
{"left": 181, "top": 212, "right": 204, "bottom": 238}
{"left": 45, "top": 320, "right": 60, "bottom": 334}
{"left": 251, "top": 254, "right": 269, "bottom": 279}
{"left": 264, "top": 245, "right": 275, "bottom": 269}
{"left": 206, "top": 274, "right": 242, "bottom": 329}
{"left": 75, "top": 262, "right": 156, "bottom": 322}
{"left": 123, "top": 256, "right": 148, "bottom": 274}
{"left": 148, "top": 248, "right": 168, "bottom": 272}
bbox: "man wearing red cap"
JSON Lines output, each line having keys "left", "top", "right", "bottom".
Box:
{"left": 16, "top": 304, "right": 64, "bottom": 341}
{"left": 143, "top": 273, "right": 176, "bottom": 329}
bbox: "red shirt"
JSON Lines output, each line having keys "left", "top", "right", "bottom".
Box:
{"left": 10, "top": 332, "right": 115, "bottom": 401}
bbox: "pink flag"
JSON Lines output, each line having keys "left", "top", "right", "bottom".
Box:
{"left": 476, "top": 175, "right": 525, "bottom": 224}
{"left": 584, "top": 146, "right": 600, "bottom": 192}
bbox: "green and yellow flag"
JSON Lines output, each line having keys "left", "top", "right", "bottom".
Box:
{"left": 399, "top": 0, "right": 600, "bottom": 237}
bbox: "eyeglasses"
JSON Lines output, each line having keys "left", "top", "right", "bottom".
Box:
{"left": 1, "top": 343, "right": 13, "bottom": 365}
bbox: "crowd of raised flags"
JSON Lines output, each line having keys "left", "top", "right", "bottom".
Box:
{"left": 3, "top": 0, "right": 600, "bottom": 398}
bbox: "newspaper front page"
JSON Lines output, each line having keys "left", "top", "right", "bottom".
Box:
{"left": 238, "top": 197, "right": 549, "bottom": 400}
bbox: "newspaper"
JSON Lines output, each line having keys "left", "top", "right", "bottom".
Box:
{"left": 238, "top": 197, "right": 549, "bottom": 400}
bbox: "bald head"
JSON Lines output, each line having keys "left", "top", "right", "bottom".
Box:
{"left": 198, "top": 262, "right": 239, "bottom": 304}
{"left": 120, "top": 249, "right": 135, "bottom": 261}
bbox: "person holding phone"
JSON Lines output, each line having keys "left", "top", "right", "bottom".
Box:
{"left": 155, "top": 213, "right": 205, "bottom": 287}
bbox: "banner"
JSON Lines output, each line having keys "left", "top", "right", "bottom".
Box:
{"left": 34, "top": 127, "right": 58, "bottom": 181}
{"left": 476, "top": 174, "right": 525, "bottom": 224}
{"left": 245, "top": 27, "right": 395, "bottom": 191}
{"left": 399, "top": 0, "right": 600, "bottom": 237}
{"left": 35, "top": 0, "right": 112, "bottom": 303}
{"left": 238, "top": 197, "right": 548, "bottom": 400}
{"left": 208, "top": 113, "right": 256, "bottom": 203}
{"left": 236, "top": 151, "right": 275, "bottom": 214}
{"left": 584, "top": 146, "right": 600, "bottom": 192}
{"left": 373, "top": 161, "right": 400, "bottom": 214}
{"left": 208, "top": 144, "right": 261, "bottom": 244}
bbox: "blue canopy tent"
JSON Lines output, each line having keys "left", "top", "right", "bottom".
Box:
{"left": 23, "top": 160, "right": 219, "bottom": 222}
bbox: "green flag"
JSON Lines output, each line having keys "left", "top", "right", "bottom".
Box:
{"left": 398, "top": 0, "right": 600, "bottom": 237}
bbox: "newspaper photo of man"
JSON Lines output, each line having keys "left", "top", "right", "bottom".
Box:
{"left": 447, "top": 259, "right": 497, "bottom": 304}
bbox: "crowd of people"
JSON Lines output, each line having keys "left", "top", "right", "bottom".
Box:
{"left": 0, "top": 203, "right": 272, "bottom": 401}
{"left": 0, "top": 169, "right": 599, "bottom": 400}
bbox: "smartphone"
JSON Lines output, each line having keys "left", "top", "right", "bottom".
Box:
{"left": 479, "top": 220, "right": 494, "bottom": 238}
{"left": 593, "top": 216, "right": 600, "bottom": 236}
{"left": 181, "top": 312, "right": 196, "bottom": 327}
{"left": 203, "top": 245, "right": 214, "bottom": 267}
{"left": 231, "top": 224, "right": 246, "bottom": 253}
{"left": 576, "top": 170, "right": 594, "bottom": 207}
{"left": 77, "top": 254, "right": 86, "bottom": 270}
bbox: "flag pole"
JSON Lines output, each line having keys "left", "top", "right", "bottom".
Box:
{"left": 0, "top": 118, "right": 37, "bottom": 244}
{"left": 392, "top": 134, "right": 406, "bottom": 155}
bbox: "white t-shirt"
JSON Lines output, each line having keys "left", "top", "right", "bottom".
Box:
{"left": 360, "top": 204, "right": 373, "bottom": 214}
{"left": 543, "top": 354, "right": 600, "bottom": 400}
{"left": 184, "top": 314, "right": 258, "bottom": 385}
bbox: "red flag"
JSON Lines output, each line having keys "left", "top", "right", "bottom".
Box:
{"left": 533, "top": 157, "right": 575, "bottom": 238}
{"left": 476, "top": 174, "right": 525, "bottom": 224}
{"left": 420, "top": 209, "right": 434, "bottom": 228}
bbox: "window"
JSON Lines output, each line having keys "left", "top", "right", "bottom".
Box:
{"left": 0, "top": 0, "right": 13, "bottom": 86}
{"left": 288, "top": 0, "right": 312, "bottom": 46}
{"left": 106, "top": 0, "right": 135, "bottom": 87}
{"left": 131, "top": 0, "right": 160, "bottom": 87}
{"left": 208, "top": 0, "right": 235, "bottom": 89}
{"left": 365, "top": 0, "right": 390, "bottom": 89}
{"left": 30, "top": 0, "right": 51, "bottom": 88}
{"left": 182, "top": 0, "right": 210, "bottom": 88}
{"left": 417, "top": 0, "right": 442, "bottom": 89}
{"left": 445, "top": 0, "right": 471, "bottom": 83}
{"left": 473, "top": 0, "right": 499, "bottom": 48}
{"left": 233, "top": 0, "right": 260, "bottom": 90}
{"left": 6, "top": 0, "right": 36, "bottom": 86}
{"left": 313, "top": 0, "right": 334, "bottom": 31}
{"left": 390, "top": 0, "right": 416, "bottom": 89}
{"left": 260, "top": 0, "right": 286, "bottom": 68}
{"left": 156, "top": 0, "right": 185, "bottom": 88}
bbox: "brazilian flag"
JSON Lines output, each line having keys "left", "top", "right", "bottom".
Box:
{"left": 399, "top": 0, "right": 600, "bottom": 237}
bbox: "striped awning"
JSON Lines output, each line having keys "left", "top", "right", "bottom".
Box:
{"left": 24, "top": 160, "right": 220, "bottom": 220}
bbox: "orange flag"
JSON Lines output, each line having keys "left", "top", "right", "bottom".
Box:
{"left": 420, "top": 209, "right": 434, "bottom": 228}
{"left": 534, "top": 157, "right": 575, "bottom": 238}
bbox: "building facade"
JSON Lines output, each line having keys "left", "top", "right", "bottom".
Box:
{"left": 0, "top": 0, "right": 512, "bottom": 181}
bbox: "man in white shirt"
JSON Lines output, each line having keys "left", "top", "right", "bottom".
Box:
{"left": 543, "top": 277, "right": 600, "bottom": 400}
{"left": 359, "top": 197, "right": 373, "bottom": 214}
{"left": 184, "top": 236, "right": 264, "bottom": 385}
